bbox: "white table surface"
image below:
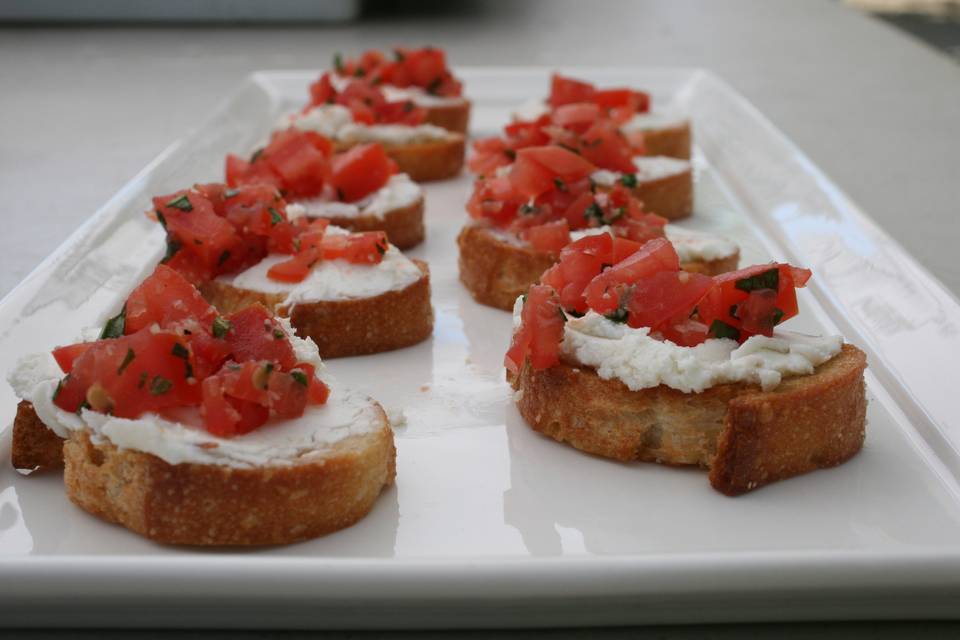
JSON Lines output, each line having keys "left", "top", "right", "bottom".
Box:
{"left": 2, "top": 0, "right": 960, "bottom": 635}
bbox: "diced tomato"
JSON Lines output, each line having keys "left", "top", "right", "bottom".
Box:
{"left": 577, "top": 121, "right": 636, "bottom": 173}
{"left": 267, "top": 368, "right": 309, "bottom": 419}
{"left": 660, "top": 318, "right": 710, "bottom": 347}
{"left": 267, "top": 252, "right": 316, "bottom": 283}
{"left": 622, "top": 270, "right": 716, "bottom": 330}
{"left": 225, "top": 154, "right": 281, "bottom": 190}
{"left": 262, "top": 129, "right": 331, "bottom": 199}
{"left": 321, "top": 231, "right": 388, "bottom": 264}
{"left": 54, "top": 328, "right": 200, "bottom": 417}
{"left": 293, "top": 362, "right": 330, "bottom": 405}
{"left": 225, "top": 305, "right": 297, "bottom": 370}
{"left": 200, "top": 375, "right": 269, "bottom": 438}
{"left": 540, "top": 233, "right": 614, "bottom": 313}
{"left": 737, "top": 289, "right": 781, "bottom": 337}
{"left": 549, "top": 74, "right": 596, "bottom": 107}
{"left": 217, "top": 360, "right": 272, "bottom": 405}
{"left": 332, "top": 143, "right": 394, "bottom": 202}
{"left": 52, "top": 342, "right": 94, "bottom": 374}
{"left": 522, "top": 220, "right": 570, "bottom": 254}
{"left": 552, "top": 102, "right": 602, "bottom": 131}
{"left": 582, "top": 238, "right": 680, "bottom": 314}
{"left": 189, "top": 330, "right": 234, "bottom": 380}
{"left": 612, "top": 237, "right": 644, "bottom": 263}
{"left": 518, "top": 146, "right": 596, "bottom": 182}
{"left": 125, "top": 265, "right": 218, "bottom": 335}
{"left": 504, "top": 284, "right": 564, "bottom": 374}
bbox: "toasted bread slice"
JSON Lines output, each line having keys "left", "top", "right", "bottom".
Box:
{"left": 636, "top": 120, "right": 692, "bottom": 160}
{"left": 510, "top": 343, "right": 867, "bottom": 495}
{"left": 457, "top": 224, "right": 739, "bottom": 311}
{"left": 201, "top": 260, "right": 433, "bottom": 359}
{"left": 321, "top": 198, "right": 425, "bottom": 250}
{"left": 422, "top": 99, "right": 471, "bottom": 134}
{"left": 626, "top": 157, "right": 693, "bottom": 220}
{"left": 11, "top": 400, "right": 64, "bottom": 472}
{"left": 334, "top": 136, "right": 465, "bottom": 182}
{"left": 60, "top": 403, "right": 396, "bottom": 546}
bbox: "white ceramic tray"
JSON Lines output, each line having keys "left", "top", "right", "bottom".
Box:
{"left": 2, "top": 68, "right": 960, "bottom": 629}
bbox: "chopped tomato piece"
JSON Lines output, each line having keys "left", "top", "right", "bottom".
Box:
{"left": 125, "top": 265, "right": 218, "bottom": 335}
{"left": 583, "top": 238, "right": 680, "bottom": 314}
{"left": 52, "top": 342, "right": 95, "bottom": 374}
{"left": 332, "top": 143, "right": 394, "bottom": 202}
{"left": 504, "top": 284, "right": 564, "bottom": 374}
{"left": 552, "top": 102, "right": 602, "bottom": 131}
{"left": 549, "top": 74, "right": 596, "bottom": 107}
{"left": 225, "top": 305, "right": 297, "bottom": 370}
{"left": 622, "top": 270, "right": 716, "bottom": 330}
{"left": 321, "top": 231, "right": 388, "bottom": 264}
{"left": 522, "top": 220, "right": 570, "bottom": 254}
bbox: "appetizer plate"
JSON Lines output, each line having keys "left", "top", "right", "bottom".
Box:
{"left": 2, "top": 68, "right": 960, "bottom": 629}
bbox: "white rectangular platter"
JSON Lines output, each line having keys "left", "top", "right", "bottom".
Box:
{"left": 2, "top": 68, "right": 960, "bottom": 629}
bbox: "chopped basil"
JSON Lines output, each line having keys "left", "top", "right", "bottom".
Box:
{"left": 353, "top": 67, "right": 366, "bottom": 77}
{"left": 99, "top": 305, "right": 126, "bottom": 340}
{"left": 609, "top": 207, "right": 626, "bottom": 222}
{"left": 273, "top": 328, "right": 285, "bottom": 340}
{"left": 137, "top": 371, "right": 148, "bottom": 389}
{"left": 553, "top": 177, "right": 567, "bottom": 191}
{"left": 735, "top": 267, "right": 779, "bottom": 293}
{"left": 161, "top": 238, "right": 181, "bottom": 263}
{"left": 620, "top": 173, "right": 638, "bottom": 188}
{"left": 376, "top": 241, "right": 387, "bottom": 256}
{"left": 165, "top": 194, "right": 193, "bottom": 212}
{"left": 171, "top": 342, "right": 194, "bottom": 379}
{"left": 729, "top": 304, "right": 739, "bottom": 319}
{"left": 566, "top": 309, "right": 585, "bottom": 318}
{"left": 291, "top": 370, "right": 309, "bottom": 387}
{"left": 117, "top": 348, "right": 136, "bottom": 375}
{"left": 403, "top": 100, "right": 415, "bottom": 113}
{"left": 333, "top": 52, "right": 344, "bottom": 71}
{"left": 268, "top": 207, "right": 283, "bottom": 226}
{"left": 224, "top": 188, "right": 240, "bottom": 199}
{"left": 519, "top": 203, "right": 540, "bottom": 216}
{"left": 557, "top": 143, "right": 581, "bottom": 155}
{"left": 75, "top": 400, "right": 91, "bottom": 416}
{"left": 217, "top": 250, "right": 231, "bottom": 266}
{"left": 212, "top": 316, "right": 232, "bottom": 339}
{"left": 709, "top": 319, "right": 740, "bottom": 341}
{"left": 336, "top": 187, "right": 345, "bottom": 201}
{"left": 53, "top": 377, "right": 65, "bottom": 401}
{"left": 155, "top": 210, "right": 167, "bottom": 229}
{"left": 393, "top": 49, "right": 405, "bottom": 62}
{"left": 426, "top": 77, "right": 443, "bottom": 95}
{"left": 583, "top": 202, "right": 605, "bottom": 224}
{"left": 250, "top": 148, "right": 263, "bottom": 163}
{"left": 149, "top": 375, "right": 173, "bottom": 396}
{"left": 504, "top": 149, "right": 517, "bottom": 161}
{"left": 605, "top": 307, "right": 629, "bottom": 323}
{"left": 771, "top": 308, "right": 785, "bottom": 326}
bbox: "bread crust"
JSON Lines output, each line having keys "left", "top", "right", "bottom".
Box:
{"left": 457, "top": 224, "right": 739, "bottom": 311}
{"left": 334, "top": 135, "right": 465, "bottom": 182}
{"left": 422, "top": 99, "right": 471, "bottom": 134}
{"left": 11, "top": 400, "right": 65, "bottom": 472}
{"left": 630, "top": 166, "right": 693, "bottom": 220}
{"left": 200, "top": 260, "right": 433, "bottom": 359}
{"left": 62, "top": 409, "right": 396, "bottom": 546}
{"left": 321, "top": 197, "right": 425, "bottom": 250}
{"left": 640, "top": 120, "right": 692, "bottom": 160}
{"left": 510, "top": 343, "right": 867, "bottom": 495}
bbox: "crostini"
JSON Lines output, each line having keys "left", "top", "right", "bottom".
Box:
{"left": 505, "top": 236, "right": 867, "bottom": 495}
{"left": 329, "top": 46, "right": 470, "bottom": 134}
{"left": 458, "top": 145, "right": 737, "bottom": 310}
{"left": 512, "top": 73, "right": 692, "bottom": 159}
{"left": 227, "top": 128, "right": 425, "bottom": 250}
{"left": 8, "top": 264, "right": 396, "bottom": 544}
{"left": 282, "top": 72, "right": 465, "bottom": 182}
{"left": 153, "top": 183, "right": 433, "bottom": 358}
{"left": 470, "top": 104, "right": 693, "bottom": 220}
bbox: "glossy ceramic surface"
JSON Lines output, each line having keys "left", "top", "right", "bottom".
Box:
{"left": 1, "top": 68, "right": 959, "bottom": 628}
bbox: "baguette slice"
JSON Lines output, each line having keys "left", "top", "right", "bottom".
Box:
{"left": 421, "top": 99, "right": 471, "bottom": 134}
{"left": 334, "top": 135, "right": 465, "bottom": 182}
{"left": 319, "top": 197, "right": 425, "bottom": 250}
{"left": 457, "top": 224, "right": 739, "bottom": 311}
{"left": 624, "top": 157, "right": 693, "bottom": 220}
{"left": 510, "top": 343, "right": 867, "bottom": 495}
{"left": 201, "top": 260, "right": 433, "bottom": 359}
{"left": 11, "top": 400, "right": 64, "bottom": 472}
{"left": 58, "top": 401, "right": 395, "bottom": 546}
{"left": 628, "top": 118, "right": 692, "bottom": 160}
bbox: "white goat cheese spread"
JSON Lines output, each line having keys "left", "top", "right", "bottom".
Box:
{"left": 7, "top": 319, "right": 382, "bottom": 469}
{"left": 512, "top": 301, "right": 842, "bottom": 393}
{"left": 288, "top": 174, "right": 422, "bottom": 220}
{"left": 218, "top": 227, "right": 421, "bottom": 305}
{"left": 591, "top": 156, "right": 690, "bottom": 186}
{"left": 286, "top": 104, "right": 449, "bottom": 145}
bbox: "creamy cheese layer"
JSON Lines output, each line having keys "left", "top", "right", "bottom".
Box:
{"left": 555, "top": 310, "right": 842, "bottom": 393}
{"left": 288, "top": 174, "right": 422, "bottom": 221}
{"left": 511, "top": 99, "right": 688, "bottom": 135}
{"left": 7, "top": 320, "right": 383, "bottom": 469}
{"left": 286, "top": 104, "right": 450, "bottom": 145}
{"left": 218, "top": 227, "right": 422, "bottom": 305}
{"left": 592, "top": 156, "right": 690, "bottom": 186}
